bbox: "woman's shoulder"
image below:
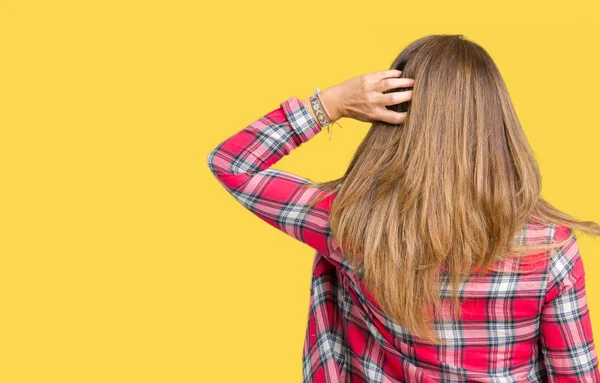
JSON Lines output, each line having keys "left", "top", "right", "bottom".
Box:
{"left": 480, "top": 221, "right": 567, "bottom": 274}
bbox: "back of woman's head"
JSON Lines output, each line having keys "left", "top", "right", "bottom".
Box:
{"left": 310, "top": 34, "right": 600, "bottom": 344}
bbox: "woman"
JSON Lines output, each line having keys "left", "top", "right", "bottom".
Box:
{"left": 207, "top": 34, "right": 600, "bottom": 382}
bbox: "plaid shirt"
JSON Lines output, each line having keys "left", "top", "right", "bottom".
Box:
{"left": 207, "top": 96, "right": 600, "bottom": 382}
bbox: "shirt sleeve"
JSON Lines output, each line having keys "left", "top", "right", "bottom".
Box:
{"left": 206, "top": 96, "right": 340, "bottom": 258}
{"left": 540, "top": 226, "right": 600, "bottom": 382}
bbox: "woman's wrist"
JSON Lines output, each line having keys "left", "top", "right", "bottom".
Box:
{"left": 320, "top": 87, "right": 343, "bottom": 121}
{"left": 301, "top": 86, "right": 343, "bottom": 125}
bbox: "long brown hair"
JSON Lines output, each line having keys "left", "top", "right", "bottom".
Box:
{"left": 304, "top": 34, "right": 600, "bottom": 344}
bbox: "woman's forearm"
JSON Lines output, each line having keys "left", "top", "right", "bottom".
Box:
{"left": 207, "top": 96, "right": 321, "bottom": 190}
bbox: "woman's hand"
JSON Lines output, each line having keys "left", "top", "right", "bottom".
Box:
{"left": 319, "top": 69, "right": 415, "bottom": 125}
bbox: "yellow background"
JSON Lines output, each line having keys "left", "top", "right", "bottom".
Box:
{"left": 1, "top": 0, "right": 599, "bottom": 381}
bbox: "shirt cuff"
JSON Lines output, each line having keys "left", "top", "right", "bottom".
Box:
{"left": 281, "top": 96, "right": 322, "bottom": 143}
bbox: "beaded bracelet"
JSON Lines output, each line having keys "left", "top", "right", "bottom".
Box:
{"left": 310, "top": 88, "right": 343, "bottom": 141}
{"left": 310, "top": 92, "right": 330, "bottom": 127}
{"left": 314, "top": 88, "right": 333, "bottom": 123}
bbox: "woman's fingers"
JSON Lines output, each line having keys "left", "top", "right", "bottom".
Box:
{"left": 377, "top": 109, "right": 408, "bottom": 124}
{"left": 376, "top": 77, "right": 415, "bottom": 92}
{"left": 378, "top": 89, "right": 413, "bottom": 106}
{"left": 337, "top": 70, "right": 414, "bottom": 123}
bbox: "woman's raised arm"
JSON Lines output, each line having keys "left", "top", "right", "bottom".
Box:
{"left": 206, "top": 96, "right": 340, "bottom": 258}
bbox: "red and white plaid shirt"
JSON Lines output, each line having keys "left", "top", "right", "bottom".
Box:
{"left": 207, "top": 96, "right": 600, "bottom": 382}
